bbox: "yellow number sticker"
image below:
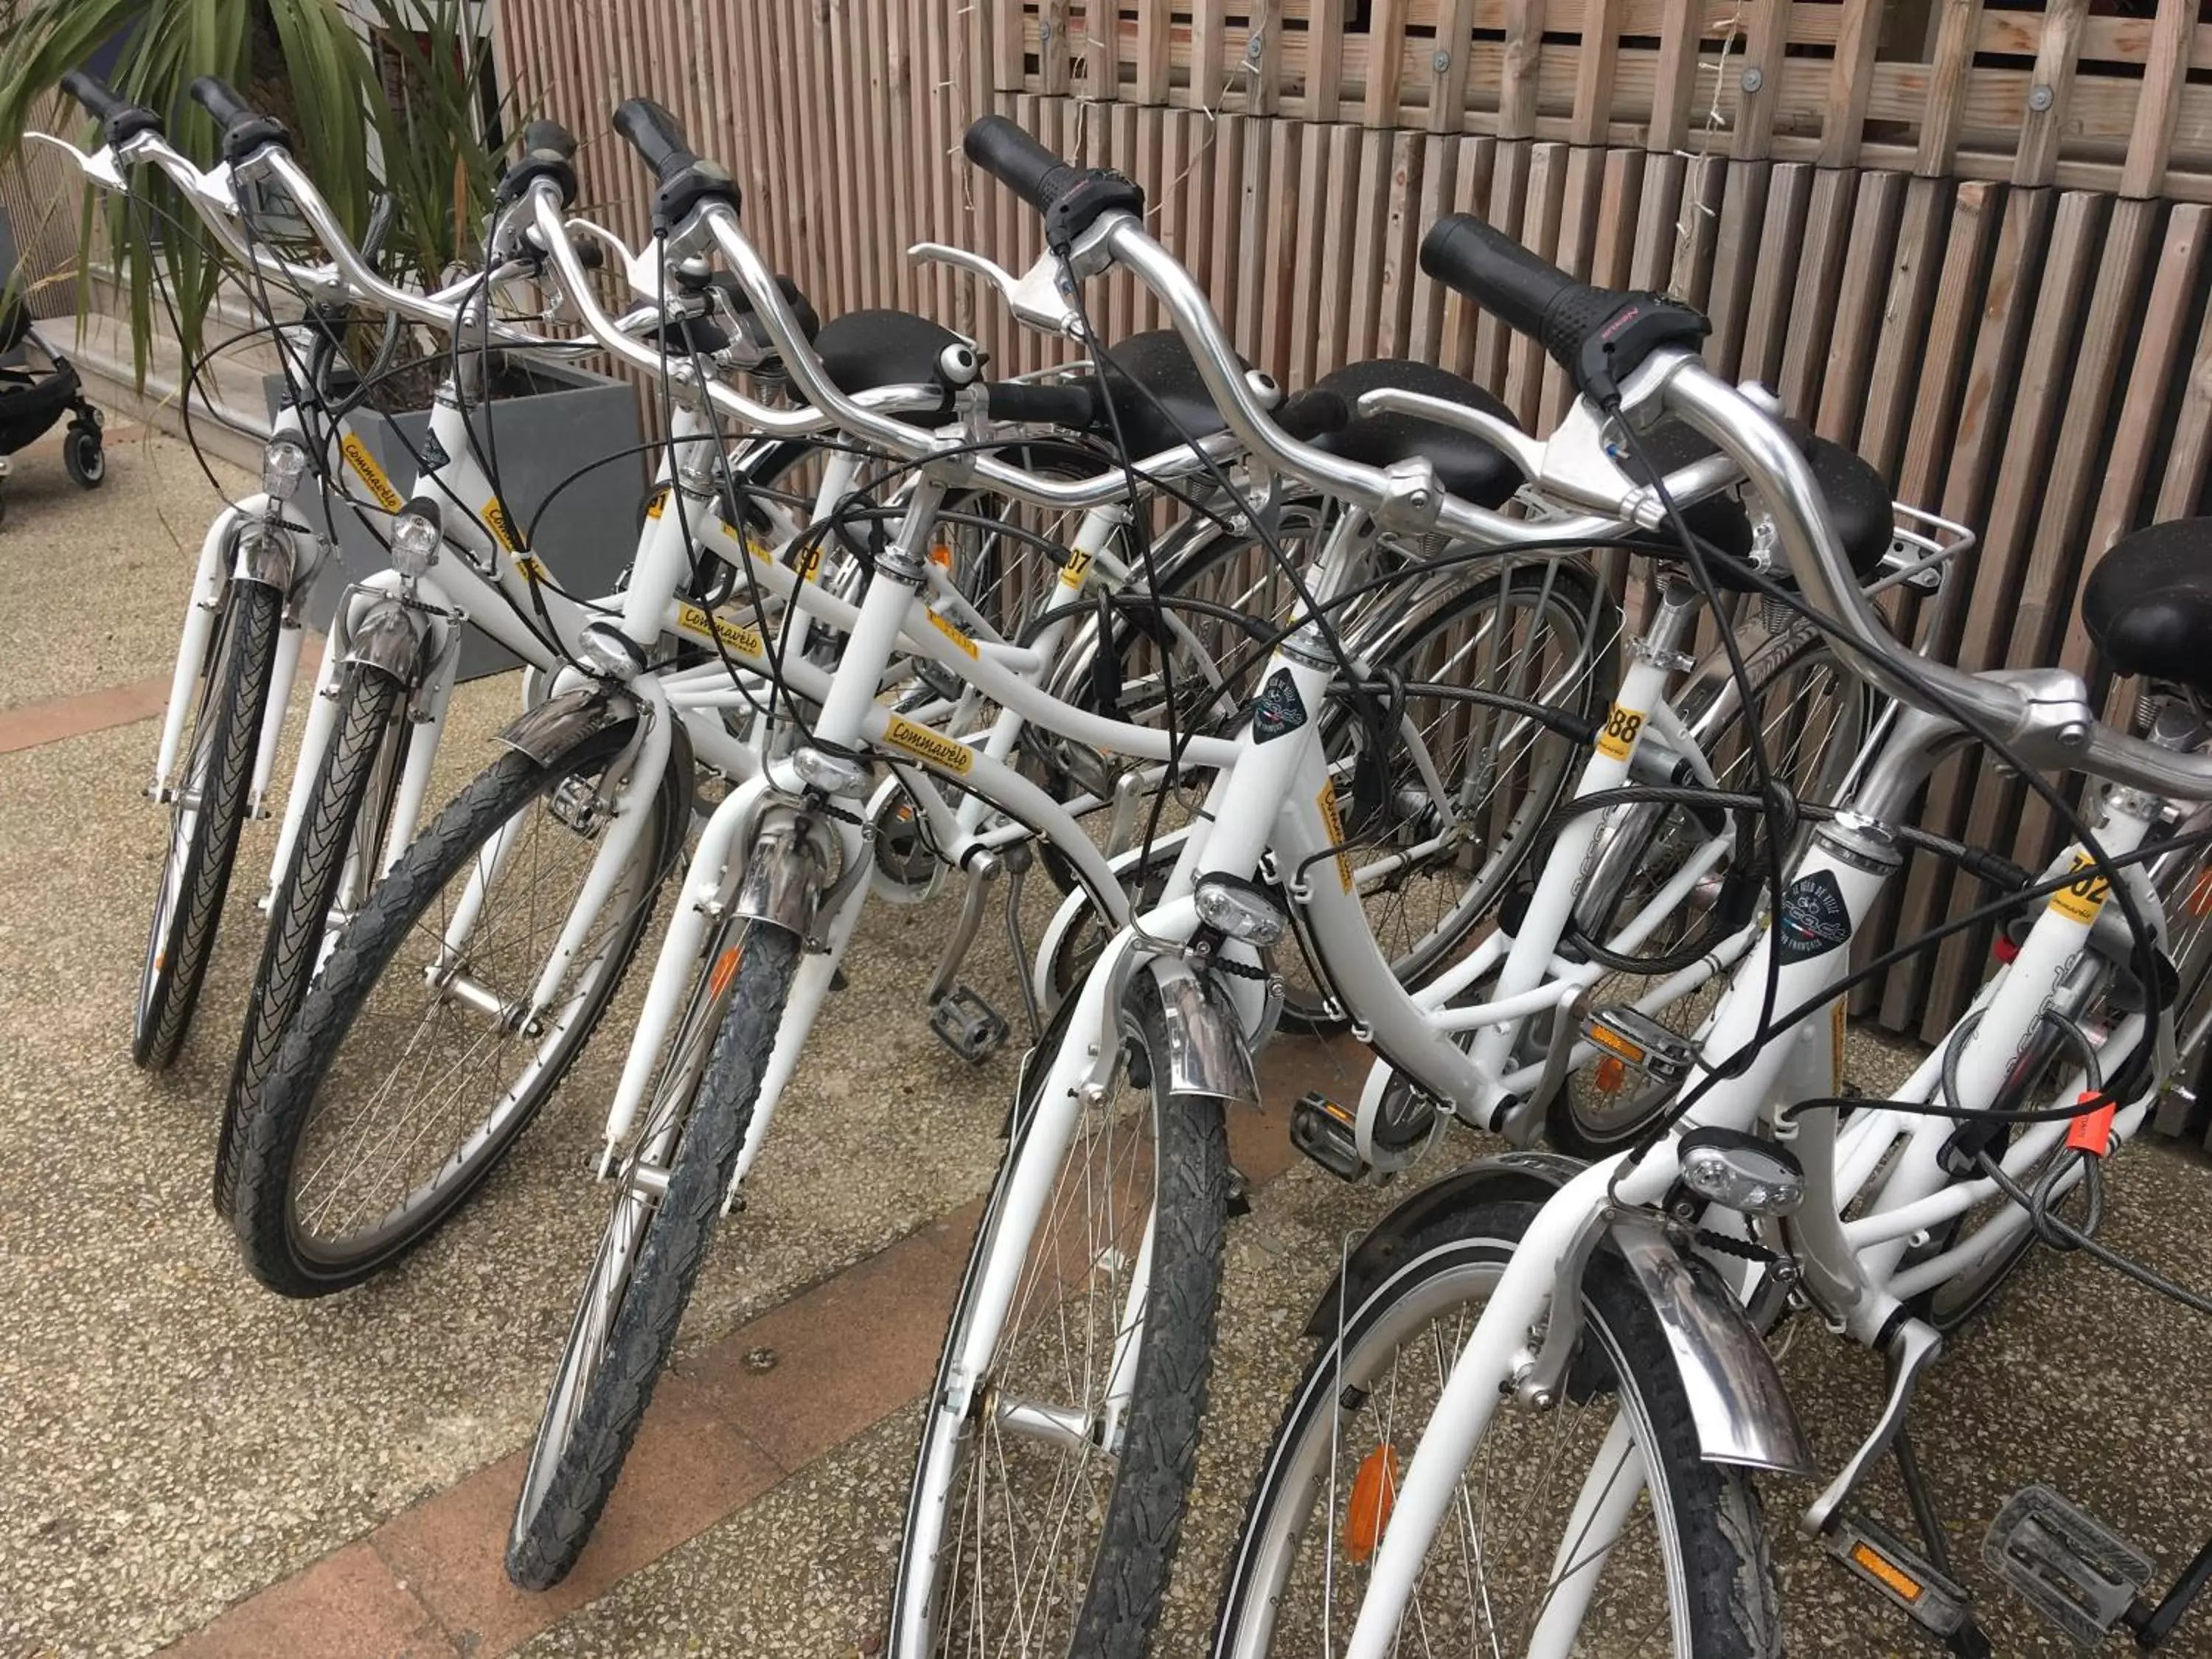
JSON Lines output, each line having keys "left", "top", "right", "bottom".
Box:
{"left": 2048, "top": 850, "right": 2112, "bottom": 925}
{"left": 926, "top": 609, "right": 979, "bottom": 658}
{"left": 1060, "top": 546, "right": 1095, "bottom": 589}
{"left": 1594, "top": 703, "right": 1646, "bottom": 762}
{"left": 481, "top": 497, "right": 521, "bottom": 553}
{"left": 884, "top": 715, "right": 975, "bottom": 775}
{"left": 1317, "top": 782, "right": 1354, "bottom": 893}
{"left": 790, "top": 539, "right": 823, "bottom": 582}
{"left": 341, "top": 435, "right": 403, "bottom": 512}
{"left": 675, "top": 602, "right": 765, "bottom": 659}
{"left": 644, "top": 488, "right": 669, "bottom": 521}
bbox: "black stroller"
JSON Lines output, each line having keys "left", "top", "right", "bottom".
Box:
{"left": 0, "top": 294, "right": 105, "bottom": 527}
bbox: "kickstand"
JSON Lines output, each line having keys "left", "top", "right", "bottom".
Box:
{"left": 1895, "top": 1430, "right": 1993, "bottom": 1659}
{"left": 1000, "top": 844, "right": 1042, "bottom": 1046}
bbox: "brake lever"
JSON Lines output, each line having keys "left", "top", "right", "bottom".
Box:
{"left": 24, "top": 129, "right": 130, "bottom": 192}
{"left": 908, "top": 240, "right": 1083, "bottom": 338}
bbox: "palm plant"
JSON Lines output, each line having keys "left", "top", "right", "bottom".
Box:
{"left": 0, "top": 0, "right": 507, "bottom": 402}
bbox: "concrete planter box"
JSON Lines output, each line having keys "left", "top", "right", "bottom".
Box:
{"left": 265, "top": 358, "right": 644, "bottom": 680}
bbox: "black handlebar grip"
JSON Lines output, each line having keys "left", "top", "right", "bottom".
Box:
{"left": 59, "top": 71, "right": 162, "bottom": 146}
{"left": 1276, "top": 388, "right": 1350, "bottom": 443}
{"left": 1419, "top": 214, "right": 1579, "bottom": 342}
{"left": 520, "top": 118, "right": 578, "bottom": 161}
{"left": 985, "top": 380, "right": 1101, "bottom": 430}
{"left": 612, "top": 97, "right": 696, "bottom": 184}
{"left": 188, "top": 75, "right": 257, "bottom": 132}
{"left": 962, "top": 116, "right": 1083, "bottom": 215}
{"left": 189, "top": 75, "right": 289, "bottom": 161}
{"left": 498, "top": 117, "right": 581, "bottom": 207}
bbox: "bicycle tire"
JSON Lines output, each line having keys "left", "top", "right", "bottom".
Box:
{"left": 229, "top": 718, "right": 678, "bottom": 1296}
{"left": 135, "top": 579, "right": 282, "bottom": 1070}
{"left": 506, "top": 923, "right": 803, "bottom": 1590}
{"left": 888, "top": 974, "right": 1228, "bottom": 1658}
{"left": 1213, "top": 1198, "right": 1781, "bottom": 1658}
{"left": 214, "top": 662, "right": 408, "bottom": 1217}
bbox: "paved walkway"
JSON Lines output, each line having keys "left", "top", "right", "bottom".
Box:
{"left": 8, "top": 424, "right": 2212, "bottom": 1658}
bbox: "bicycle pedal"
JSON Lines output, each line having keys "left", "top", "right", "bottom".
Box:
{"left": 1984, "top": 1485, "right": 2153, "bottom": 1649}
{"left": 1290, "top": 1092, "right": 1371, "bottom": 1183}
{"left": 1824, "top": 1512, "right": 1972, "bottom": 1637}
{"left": 1225, "top": 1161, "right": 1253, "bottom": 1218}
{"left": 1579, "top": 1004, "right": 1694, "bottom": 1085}
{"left": 930, "top": 985, "right": 1009, "bottom": 1065}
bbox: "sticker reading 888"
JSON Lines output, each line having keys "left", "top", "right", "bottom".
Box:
{"left": 1594, "top": 703, "right": 1646, "bottom": 762}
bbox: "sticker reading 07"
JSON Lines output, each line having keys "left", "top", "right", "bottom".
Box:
{"left": 1594, "top": 703, "right": 1646, "bottom": 762}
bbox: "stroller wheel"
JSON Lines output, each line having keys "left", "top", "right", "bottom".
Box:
{"left": 65, "top": 423, "right": 105, "bottom": 489}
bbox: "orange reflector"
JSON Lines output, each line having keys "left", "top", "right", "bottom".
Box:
{"left": 2190, "top": 868, "right": 2212, "bottom": 918}
{"left": 1343, "top": 1445, "right": 1400, "bottom": 1564}
{"left": 1593, "top": 1054, "right": 1627, "bottom": 1094}
{"left": 929, "top": 542, "right": 955, "bottom": 568}
{"left": 706, "top": 945, "right": 745, "bottom": 1000}
{"left": 1848, "top": 1540, "right": 1923, "bottom": 1602}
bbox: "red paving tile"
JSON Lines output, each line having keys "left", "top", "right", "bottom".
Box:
{"left": 159, "top": 1542, "right": 453, "bottom": 1658}
{"left": 370, "top": 1375, "right": 780, "bottom": 1656}
{"left": 1, "top": 675, "right": 170, "bottom": 754}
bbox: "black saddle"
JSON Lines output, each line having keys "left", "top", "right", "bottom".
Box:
{"left": 2082, "top": 517, "right": 2212, "bottom": 700}
{"left": 1091, "top": 330, "right": 1232, "bottom": 456}
{"left": 1307, "top": 358, "right": 1524, "bottom": 509}
{"left": 1625, "top": 418, "right": 1895, "bottom": 594}
{"left": 811, "top": 307, "right": 967, "bottom": 428}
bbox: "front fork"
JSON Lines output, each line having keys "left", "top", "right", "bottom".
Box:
{"left": 151, "top": 497, "right": 323, "bottom": 813}
{"left": 263, "top": 571, "right": 459, "bottom": 905}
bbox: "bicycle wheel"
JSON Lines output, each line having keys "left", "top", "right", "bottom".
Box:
{"left": 215, "top": 661, "right": 408, "bottom": 1216}
{"left": 889, "top": 975, "right": 1228, "bottom": 1658}
{"left": 507, "top": 923, "right": 801, "bottom": 1590}
{"left": 1281, "top": 557, "right": 1621, "bottom": 1031}
{"left": 1213, "top": 1199, "right": 1780, "bottom": 1658}
{"left": 135, "top": 579, "right": 282, "bottom": 1069}
{"left": 1548, "top": 623, "right": 1870, "bottom": 1155}
{"left": 227, "top": 717, "right": 679, "bottom": 1296}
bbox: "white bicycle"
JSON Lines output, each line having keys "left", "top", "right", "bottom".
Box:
{"left": 1211, "top": 212, "right": 2212, "bottom": 1658}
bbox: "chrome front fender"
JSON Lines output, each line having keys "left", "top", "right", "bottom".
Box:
{"left": 1145, "top": 956, "right": 1259, "bottom": 1105}
{"left": 340, "top": 595, "right": 435, "bottom": 684}
{"left": 731, "top": 810, "right": 832, "bottom": 940}
{"left": 1609, "top": 1222, "right": 1815, "bottom": 1475}
{"left": 1303, "top": 1151, "right": 1815, "bottom": 1477}
{"left": 494, "top": 684, "right": 642, "bottom": 766}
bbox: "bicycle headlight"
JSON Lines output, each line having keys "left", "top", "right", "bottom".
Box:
{"left": 1194, "top": 873, "right": 1289, "bottom": 947}
{"left": 261, "top": 436, "right": 310, "bottom": 502}
{"left": 389, "top": 494, "right": 442, "bottom": 578}
{"left": 1677, "top": 1128, "right": 1804, "bottom": 1217}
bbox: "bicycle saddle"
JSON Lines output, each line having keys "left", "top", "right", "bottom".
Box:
{"left": 2082, "top": 517, "right": 2212, "bottom": 698}
{"left": 812, "top": 307, "right": 967, "bottom": 427}
{"left": 1307, "top": 358, "right": 1523, "bottom": 509}
{"left": 1623, "top": 417, "right": 1894, "bottom": 594}
{"left": 1090, "top": 330, "right": 1231, "bottom": 456}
